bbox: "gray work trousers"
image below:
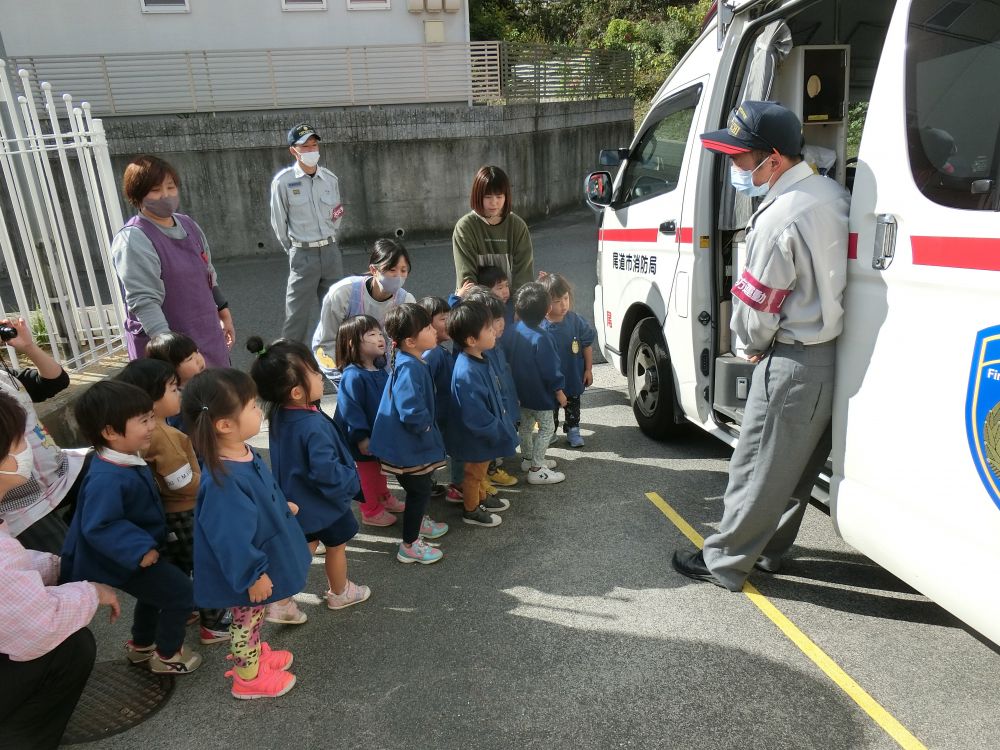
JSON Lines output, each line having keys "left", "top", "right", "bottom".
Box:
{"left": 702, "top": 340, "right": 835, "bottom": 590}
{"left": 282, "top": 241, "right": 344, "bottom": 343}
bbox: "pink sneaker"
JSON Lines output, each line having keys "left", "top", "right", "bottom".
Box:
{"left": 265, "top": 599, "right": 308, "bottom": 625}
{"left": 226, "top": 666, "right": 296, "bottom": 699}
{"left": 382, "top": 494, "right": 406, "bottom": 513}
{"left": 226, "top": 641, "right": 293, "bottom": 672}
{"left": 419, "top": 515, "right": 449, "bottom": 539}
{"left": 445, "top": 484, "right": 463, "bottom": 504}
{"left": 362, "top": 508, "right": 397, "bottom": 527}
{"left": 325, "top": 580, "right": 372, "bottom": 610}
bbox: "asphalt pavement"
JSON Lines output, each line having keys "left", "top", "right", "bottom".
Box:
{"left": 75, "top": 208, "right": 1000, "bottom": 749}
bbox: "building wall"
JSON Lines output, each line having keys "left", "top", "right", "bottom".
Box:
{"left": 101, "top": 100, "right": 634, "bottom": 259}
{"left": 0, "top": 0, "right": 467, "bottom": 56}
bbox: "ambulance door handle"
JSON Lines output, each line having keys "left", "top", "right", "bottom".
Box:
{"left": 659, "top": 220, "right": 676, "bottom": 235}
{"left": 872, "top": 213, "right": 897, "bottom": 270}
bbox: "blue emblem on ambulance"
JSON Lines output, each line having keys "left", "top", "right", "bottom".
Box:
{"left": 965, "top": 325, "right": 1000, "bottom": 510}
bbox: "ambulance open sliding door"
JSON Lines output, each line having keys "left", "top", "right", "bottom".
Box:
{"left": 832, "top": 0, "right": 1000, "bottom": 644}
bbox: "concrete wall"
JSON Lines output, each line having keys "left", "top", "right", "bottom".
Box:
{"left": 0, "top": 0, "right": 467, "bottom": 56}
{"left": 101, "top": 100, "right": 634, "bottom": 260}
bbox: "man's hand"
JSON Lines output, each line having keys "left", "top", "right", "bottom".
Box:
{"left": 358, "top": 437, "right": 371, "bottom": 456}
{"left": 92, "top": 582, "right": 121, "bottom": 623}
{"left": 747, "top": 354, "right": 762, "bottom": 364}
{"left": 248, "top": 573, "right": 273, "bottom": 603}
{"left": 287, "top": 501, "right": 299, "bottom": 516}
{"left": 139, "top": 549, "right": 159, "bottom": 568}
{"left": 556, "top": 389, "right": 568, "bottom": 408}
{"left": 583, "top": 369, "right": 593, "bottom": 387}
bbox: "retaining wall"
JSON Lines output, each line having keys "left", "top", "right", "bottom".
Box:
{"left": 103, "top": 99, "right": 634, "bottom": 259}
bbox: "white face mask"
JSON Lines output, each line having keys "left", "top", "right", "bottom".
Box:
{"left": 297, "top": 150, "right": 321, "bottom": 168}
{"left": 0, "top": 443, "right": 33, "bottom": 480}
{"left": 729, "top": 155, "right": 772, "bottom": 197}
{"left": 376, "top": 273, "right": 405, "bottom": 294}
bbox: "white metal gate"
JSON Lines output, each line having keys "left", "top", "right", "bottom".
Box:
{"left": 0, "top": 63, "right": 125, "bottom": 372}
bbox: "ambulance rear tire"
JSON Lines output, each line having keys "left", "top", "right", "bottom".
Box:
{"left": 627, "top": 317, "right": 680, "bottom": 440}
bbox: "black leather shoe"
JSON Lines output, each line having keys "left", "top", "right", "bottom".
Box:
{"left": 671, "top": 550, "right": 729, "bottom": 589}
{"left": 753, "top": 555, "right": 782, "bottom": 574}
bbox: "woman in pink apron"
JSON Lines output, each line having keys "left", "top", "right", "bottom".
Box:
{"left": 111, "top": 155, "right": 234, "bottom": 368}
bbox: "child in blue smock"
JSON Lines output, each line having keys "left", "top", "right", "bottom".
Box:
{"left": 183, "top": 368, "right": 311, "bottom": 700}
{"left": 464, "top": 288, "right": 520, "bottom": 489}
{"left": 539, "top": 272, "right": 596, "bottom": 448}
{"left": 418, "top": 296, "right": 466, "bottom": 505}
{"left": 247, "top": 335, "right": 370, "bottom": 612}
{"left": 369, "top": 303, "right": 449, "bottom": 565}
{"left": 445, "top": 300, "right": 518, "bottom": 529}
{"left": 334, "top": 315, "right": 406, "bottom": 527}
{"left": 61, "top": 380, "right": 201, "bottom": 675}
{"left": 508, "top": 282, "right": 567, "bottom": 485}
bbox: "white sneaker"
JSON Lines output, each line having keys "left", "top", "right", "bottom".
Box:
{"left": 526, "top": 467, "right": 565, "bottom": 485}
{"left": 521, "top": 458, "right": 556, "bottom": 471}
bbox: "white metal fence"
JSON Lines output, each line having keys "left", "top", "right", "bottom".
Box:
{"left": 0, "top": 65, "right": 125, "bottom": 372}
{"left": 7, "top": 42, "right": 631, "bottom": 117}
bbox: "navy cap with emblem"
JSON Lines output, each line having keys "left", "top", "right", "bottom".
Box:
{"left": 700, "top": 101, "right": 802, "bottom": 157}
{"left": 287, "top": 123, "right": 321, "bottom": 147}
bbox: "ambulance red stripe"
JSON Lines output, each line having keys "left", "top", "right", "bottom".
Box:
{"left": 848, "top": 232, "right": 858, "bottom": 260}
{"left": 911, "top": 236, "right": 1000, "bottom": 272}
{"left": 598, "top": 227, "right": 695, "bottom": 243}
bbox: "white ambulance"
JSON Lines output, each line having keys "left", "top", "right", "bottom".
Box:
{"left": 585, "top": 0, "right": 1000, "bottom": 643}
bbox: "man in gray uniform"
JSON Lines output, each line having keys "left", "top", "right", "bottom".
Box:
{"left": 270, "top": 123, "right": 346, "bottom": 342}
{"left": 672, "top": 101, "right": 850, "bottom": 590}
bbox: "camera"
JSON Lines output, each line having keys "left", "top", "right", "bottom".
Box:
{"left": 0, "top": 325, "right": 17, "bottom": 342}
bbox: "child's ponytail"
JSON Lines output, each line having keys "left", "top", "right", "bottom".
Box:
{"left": 181, "top": 368, "right": 258, "bottom": 480}
{"left": 246, "top": 335, "right": 321, "bottom": 427}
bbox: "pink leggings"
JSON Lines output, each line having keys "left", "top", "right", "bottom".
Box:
{"left": 356, "top": 460, "right": 391, "bottom": 519}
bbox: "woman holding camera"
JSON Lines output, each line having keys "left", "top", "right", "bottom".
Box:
{"left": 111, "top": 155, "right": 234, "bottom": 368}
{"left": 0, "top": 317, "right": 88, "bottom": 553}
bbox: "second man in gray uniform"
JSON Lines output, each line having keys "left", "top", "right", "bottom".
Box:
{"left": 672, "top": 101, "right": 850, "bottom": 591}
{"left": 270, "top": 123, "right": 346, "bottom": 343}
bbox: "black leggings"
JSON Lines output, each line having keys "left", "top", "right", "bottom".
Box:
{"left": 0, "top": 627, "right": 96, "bottom": 750}
{"left": 397, "top": 473, "right": 432, "bottom": 544}
{"left": 553, "top": 395, "right": 582, "bottom": 432}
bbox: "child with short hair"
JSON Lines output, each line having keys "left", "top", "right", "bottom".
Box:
{"left": 248, "top": 335, "right": 371, "bottom": 611}
{"left": 508, "top": 283, "right": 567, "bottom": 485}
{"left": 334, "top": 315, "right": 406, "bottom": 527}
{"left": 539, "top": 273, "right": 596, "bottom": 448}
{"left": 61, "top": 380, "right": 202, "bottom": 674}
{"left": 464, "top": 289, "right": 519, "bottom": 489}
{"left": 445, "top": 300, "right": 517, "bottom": 527}
{"left": 146, "top": 331, "right": 206, "bottom": 387}
{"left": 115, "top": 358, "right": 229, "bottom": 644}
{"left": 369, "top": 304, "right": 449, "bottom": 564}
{"left": 183, "top": 368, "right": 311, "bottom": 699}
{"left": 418, "top": 296, "right": 465, "bottom": 502}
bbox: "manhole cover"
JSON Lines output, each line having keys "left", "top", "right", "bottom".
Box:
{"left": 60, "top": 660, "right": 174, "bottom": 745}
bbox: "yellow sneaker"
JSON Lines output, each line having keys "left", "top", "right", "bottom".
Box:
{"left": 487, "top": 467, "right": 518, "bottom": 486}
{"left": 480, "top": 478, "right": 498, "bottom": 496}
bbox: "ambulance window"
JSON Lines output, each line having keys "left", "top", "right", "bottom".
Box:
{"left": 905, "top": 0, "right": 1000, "bottom": 211}
{"left": 618, "top": 86, "right": 701, "bottom": 206}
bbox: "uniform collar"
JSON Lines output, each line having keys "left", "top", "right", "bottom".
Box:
{"left": 97, "top": 447, "right": 147, "bottom": 467}
{"left": 292, "top": 162, "right": 325, "bottom": 180}
{"left": 757, "top": 160, "right": 815, "bottom": 209}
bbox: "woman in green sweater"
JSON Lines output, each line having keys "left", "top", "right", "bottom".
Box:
{"left": 452, "top": 166, "right": 535, "bottom": 292}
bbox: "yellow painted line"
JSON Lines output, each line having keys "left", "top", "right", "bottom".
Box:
{"left": 646, "top": 491, "right": 928, "bottom": 750}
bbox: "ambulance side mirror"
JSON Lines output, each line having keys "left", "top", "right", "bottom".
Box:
{"left": 585, "top": 171, "right": 614, "bottom": 207}
{"left": 599, "top": 148, "right": 630, "bottom": 166}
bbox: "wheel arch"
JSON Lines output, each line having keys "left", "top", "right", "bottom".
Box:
{"left": 617, "top": 282, "right": 667, "bottom": 376}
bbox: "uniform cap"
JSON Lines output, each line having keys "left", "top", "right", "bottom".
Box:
{"left": 700, "top": 101, "right": 802, "bottom": 156}
{"left": 287, "top": 123, "right": 321, "bottom": 147}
